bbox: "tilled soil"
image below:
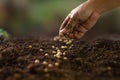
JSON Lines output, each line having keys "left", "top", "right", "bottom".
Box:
{"left": 0, "top": 37, "right": 120, "bottom": 80}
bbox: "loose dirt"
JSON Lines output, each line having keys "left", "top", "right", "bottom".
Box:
{"left": 0, "top": 36, "right": 120, "bottom": 80}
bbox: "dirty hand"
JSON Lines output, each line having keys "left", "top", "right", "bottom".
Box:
{"left": 59, "top": 1, "right": 100, "bottom": 39}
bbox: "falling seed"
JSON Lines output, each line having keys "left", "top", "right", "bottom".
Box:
{"left": 43, "top": 61, "right": 48, "bottom": 65}
{"left": 44, "top": 68, "right": 48, "bottom": 72}
{"left": 40, "top": 49, "right": 43, "bottom": 51}
{"left": 28, "top": 45, "right": 32, "bottom": 48}
{"left": 34, "top": 59, "right": 40, "bottom": 63}
{"left": 63, "top": 57, "right": 68, "bottom": 60}
{"left": 55, "top": 62, "right": 59, "bottom": 66}
{"left": 48, "top": 64, "right": 53, "bottom": 68}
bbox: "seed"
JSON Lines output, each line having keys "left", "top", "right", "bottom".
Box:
{"left": 63, "top": 57, "right": 68, "bottom": 60}
{"left": 61, "top": 46, "right": 67, "bottom": 49}
{"left": 52, "top": 51, "right": 56, "bottom": 54}
{"left": 55, "top": 62, "right": 59, "bottom": 66}
{"left": 48, "top": 64, "right": 53, "bottom": 67}
{"left": 66, "top": 40, "right": 72, "bottom": 45}
{"left": 43, "top": 61, "right": 48, "bottom": 65}
{"left": 55, "top": 47, "right": 59, "bottom": 50}
{"left": 54, "top": 55, "right": 61, "bottom": 58}
{"left": 59, "top": 39, "right": 62, "bottom": 42}
{"left": 28, "top": 45, "right": 32, "bottom": 48}
{"left": 107, "top": 66, "right": 112, "bottom": 70}
{"left": 44, "top": 68, "right": 48, "bottom": 72}
{"left": 34, "top": 59, "right": 40, "bottom": 63}
{"left": 45, "top": 53, "right": 48, "bottom": 56}
{"left": 53, "top": 36, "right": 60, "bottom": 41}
{"left": 63, "top": 52, "right": 66, "bottom": 55}
{"left": 63, "top": 39, "right": 68, "bottom": 43}
{"left": 51, "top": 46, "right": 55, "bottom": 48}
{"left": 40, "top": 49, "right": 43, "bottom": 51}
{"left": 56, "top": 51, "right": 62, "bottom": 56}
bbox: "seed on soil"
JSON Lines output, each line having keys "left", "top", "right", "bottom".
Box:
{"left": 61, "top": 46, "right": 67, "bottom": 49}
{"left": 43, "top": 61, "right": 48, "bottom": 65}
{"left": 55, "top": 62, "right": 59, "bottom": 67}
{"left": 66, "top": 40, "right": 72, "bottom": 45}
{"left": 63, "top": 57, "right": 68, "bottom": 60}
{"left": 107, "top": 66, "right": 112, "bottom": 70}
{"left": 44, "top": 68, "right": 48, "bottom": 72}
{"left": 40, "top": 49, "right": 43, "bottom": 51}
{"left": 34, "top": 59, "right": 40, "bottom": 63}
{"left": 52, "top": 51, "right": 56, "bottom": 54}
{"left": 63, "top": 52, "right": 66, "bottom": 55}
{"left": 51, "top": 46, "right": 55, "bottom": 48}
{"left": 55, "top": 47, "right": 59, "bottom": 50}
{"left": 53, "top": 36, "right": 60, "bottom": 41}
{"left": 54, "top": 55, "right": 61, "bottom": 58}
{"left": 48, "top": 64, "right": 53, "bottom": 68}
{"left": 28, "top": 45, "right": 32, "bottom": 48}
{"left": 45, "top": 53, "right": 49, "bottom": 56}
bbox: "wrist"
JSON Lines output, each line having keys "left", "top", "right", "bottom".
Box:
{"left": 87, "top": 0, "right": 104, "bottom": 15}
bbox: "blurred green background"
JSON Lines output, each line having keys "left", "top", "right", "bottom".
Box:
{"left": 0, "top": 0, "right": 120, "bottom": 37}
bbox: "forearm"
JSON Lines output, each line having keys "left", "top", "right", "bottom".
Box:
{"left": 88, "top": 0, "right": 120, "bottom": 14}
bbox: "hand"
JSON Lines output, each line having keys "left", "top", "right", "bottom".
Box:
{"left": 59, "top": 1, "right": 100, "bottom": 39}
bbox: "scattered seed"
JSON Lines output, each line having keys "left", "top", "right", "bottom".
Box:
{"left": 43, "top": 61, "right": 48, "bottom": 65}
{"left": 55, "top": 62, "right": 59, "bottom": 67}
{"left": 28, "top": 45, "right": 32, "bottom": 48}
{"left": 55, "top": 47, "right": 59, "bottom": 50}
{"left": 107, "top": 66, "right": 112, "bottom": 70}
{"left": 63, "top": 39, "right": 68, "bottom": 43}
{"left": 34, "top": 59, "right": 40, "bottom": 63}
{"left": 48, "top": 64, "right": 53, "bottom": 68}
{"left": 51, "top": 46, "right": 55, "bottom": 48}
{"left": 44, "top": 68, "right": 48, "bottom": 72}
{"left": 61, "top": 46, "right": 67, "bottom": 49}
{"left": 66, "top": 40, "right": 72, "bottom": 45}
{"left": 40, "top": 49, "right": 43, "bottom": 51}
{"left": 44, "top": 73, "right": 50, "bottom": 77}
{"left": 63, "top": 57, "right": 68, "bottom": 60}
{"left": 45, "top": 53, "right": 49, "bottom": 56}
{"left": 54, "top": 55, "right": 61, "bottom": 58}
{"left": 52, "top": 51, "right": 56, "bottom": 54}
{"left": 63, "top": 52, "right": 66, "bottom": 55}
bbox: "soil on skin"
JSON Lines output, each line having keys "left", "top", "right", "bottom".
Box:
{"left": 0, "top": 37, "right": 120, "bottom": 80}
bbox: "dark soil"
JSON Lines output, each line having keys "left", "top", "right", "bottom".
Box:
{"left": 0, "top": 36, "right": 120, "bottom": 80}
